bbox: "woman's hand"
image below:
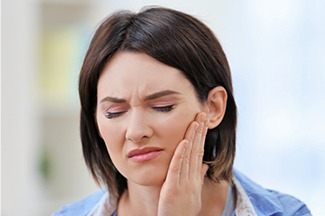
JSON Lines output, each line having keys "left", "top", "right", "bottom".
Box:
{"left": 157, "top": 112, "right": 209, "bottom": 216}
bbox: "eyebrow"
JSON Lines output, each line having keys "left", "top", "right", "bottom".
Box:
{"left": 144, "top": 90, "right": 180, "bottom": 101}
{"left": 99, "top": 90, "right": 180, "bottom": 104}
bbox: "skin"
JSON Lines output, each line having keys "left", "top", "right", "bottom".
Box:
{"left": 96, "top": 52, "right": 229, "bottom": 216}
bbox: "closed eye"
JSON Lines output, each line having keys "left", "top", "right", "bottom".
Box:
{"left": 152, "top": 105, "right": 175, "bottom": 112}
{"left": 105, "top": 111, "right": 126, "bottom": 119}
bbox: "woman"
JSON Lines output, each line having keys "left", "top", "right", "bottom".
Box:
{"left": 54, "top": 7, "right": 311, "bottom": 216}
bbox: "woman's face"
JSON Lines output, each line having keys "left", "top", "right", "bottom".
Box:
{"left": 96, "top": 52, "right": 205, "bottom": 186}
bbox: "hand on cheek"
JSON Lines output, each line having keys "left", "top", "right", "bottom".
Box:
{"left": 157, "top": 112, "right": 209, "bottom": 216}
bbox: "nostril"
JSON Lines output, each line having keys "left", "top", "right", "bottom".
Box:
{"left": 125, "top": 127, "right": 146, "bottom": 143}
{"left": 125, "top": 126, "right": 151, "bottom": 143}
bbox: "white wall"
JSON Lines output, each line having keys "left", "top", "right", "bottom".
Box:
{"left": 2, "top": 0, "right": 42, "bottom": 215}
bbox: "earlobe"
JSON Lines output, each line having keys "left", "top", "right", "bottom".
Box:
{"left": 205, "top": 86, "right": 227, "bottom": 129}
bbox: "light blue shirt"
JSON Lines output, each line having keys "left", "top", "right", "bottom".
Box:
{"left": 53, "top": 169, "right": 311, "bottom": 216}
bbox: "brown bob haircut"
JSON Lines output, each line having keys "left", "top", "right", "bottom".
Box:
{"left": 79, "top": 7, "right": 237, "bottom": 197}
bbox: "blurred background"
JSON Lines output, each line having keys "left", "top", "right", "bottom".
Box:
{"left": 2, "top": 0, "right": 324, "bottom": 215}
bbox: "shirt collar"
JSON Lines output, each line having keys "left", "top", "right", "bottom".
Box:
{"left": 233, "top": 169, "right": 283, "bottom": 215}
{"left": 88, "top": 192, "right": 116, "bottom": 216}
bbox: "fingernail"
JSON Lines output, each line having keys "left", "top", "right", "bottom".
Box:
{"left": 200, "top": 112, "right": 207, "bottom": 122}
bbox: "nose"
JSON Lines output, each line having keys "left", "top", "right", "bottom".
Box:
{"left": 125, "top": 109, "right": 152, "bottom": 143}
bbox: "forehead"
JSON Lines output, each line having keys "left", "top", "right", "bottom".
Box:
{"left": 97, "top": 52, "right": 194, "bottom": 98}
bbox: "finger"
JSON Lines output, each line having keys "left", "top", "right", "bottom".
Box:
{"left": 190, "top": 112, "right": 208, "bottom": 177}
{"left": 182, "top": 121, "right": 199, "bottom": 178}
{"left": 165, "top": 139, "right": 189, "bottom": 187}
{"left": 183, "top": 120, "right": 199, "bottom": 144}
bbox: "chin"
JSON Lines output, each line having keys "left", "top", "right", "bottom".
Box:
{"left": 128, "top": 169, "right": 167, "bottom": 187}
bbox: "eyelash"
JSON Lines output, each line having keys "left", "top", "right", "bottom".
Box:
{"left": 105, "top": 105, "right": 175, "bottom": 119}
{"left": 152, "top": 105, "right": 175, "bottom": 112}
{"left": 105, "top": 111, "right": 125, "bottom": 119}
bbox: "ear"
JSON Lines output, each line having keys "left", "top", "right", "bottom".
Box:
{"left": 205, "top": 86, "right": 227, "bottom": 129}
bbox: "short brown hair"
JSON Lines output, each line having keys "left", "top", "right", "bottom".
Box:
{"left": 79, "top": 7, "right": 237, "bottom": 197}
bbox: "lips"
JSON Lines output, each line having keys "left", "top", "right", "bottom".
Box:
{"left": 127, "top": 147, "right": 163, "bottom": 163}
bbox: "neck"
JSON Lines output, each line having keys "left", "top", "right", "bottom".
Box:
{"left": 118, "top": 180, "right": 161, "bottom": 216}
{"left": 200, "top": 178, "right": 229, "bottom": 216}
{"left": 117, "top": 178, "right": 229, "bottom": 216}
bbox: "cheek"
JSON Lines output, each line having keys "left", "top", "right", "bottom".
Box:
{"left": 96, "top": 116, "right": 124, "bottom": 153}
{"left": 154, "top": 108, "right": 198, "bottom": 149}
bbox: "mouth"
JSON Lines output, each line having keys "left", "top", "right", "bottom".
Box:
{"left": 127, "top": 147, "right": 163, "bottom": 163}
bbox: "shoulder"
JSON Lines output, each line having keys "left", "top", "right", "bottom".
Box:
{"left": 233, "top": 169, "right": 311, "bottom": 216}
{"left": 52, "top": 190, "right": 107, "bottom": 216}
